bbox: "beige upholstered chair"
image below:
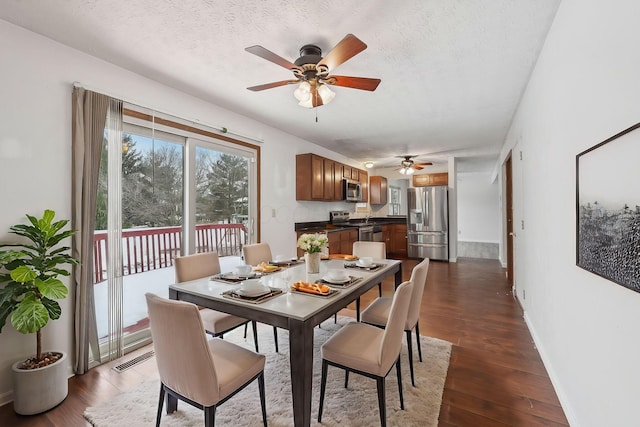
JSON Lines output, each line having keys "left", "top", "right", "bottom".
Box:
{"left": 145, "top": 293, "right": 267, "bottom": 427}
{"left": 332, "top": 241, "right": 387, "bottom": 323}
{"left": 353, "top": 241, "right": 387, "bottom": 297}
{"left": 174, "top": 252, "right": 259, "bottom": 353}
{"left": 360, "top": 258, "right": 430, "bottom": 387}
{"left": 318, "top": 281, "right": 414, "bottom": 427}
{"left": 242, "top": 243, "right": 273, "bottom": 266}
{"left": 241, "top": 243, "right": 280, "bottom": 352}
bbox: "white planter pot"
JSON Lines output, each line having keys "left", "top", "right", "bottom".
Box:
{"left": 11, "top": 351, "right": 68, "bottom": 415}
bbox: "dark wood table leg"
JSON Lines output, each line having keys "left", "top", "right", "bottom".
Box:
{"left": 289, "top": 319, "right": 314, "bottom": 427}
{"left": 394, "top": 262, "right": 403, "bottom": 288}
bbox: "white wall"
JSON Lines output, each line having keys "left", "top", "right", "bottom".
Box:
{"left": 498, "top": 0, "right": 640, "bottom": 425}
{"left": 0, "top": 20, "right": 358, "bottom": 401}
{"left": 457, "top": 172, "right": 499, "bottom": 243}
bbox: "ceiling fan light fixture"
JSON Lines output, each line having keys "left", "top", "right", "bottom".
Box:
{"left": 399, "top": 166, "right": 415, "bottom": 175}
{"left": 317, "top": 83, "right": 335, "bottom": 104}
{"left": 294, "top": 81, "right": 311, "bottom": 102}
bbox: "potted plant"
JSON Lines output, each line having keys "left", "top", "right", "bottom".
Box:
{"left": 0, "top": 209, "right": 78, "bottom": 415}
{"left": 296, "top": 233, "right": 328, "bottom": 274}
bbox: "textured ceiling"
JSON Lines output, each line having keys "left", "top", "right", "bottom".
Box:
{"left": 1, "top": 0, "right": 560, "bottom": 172}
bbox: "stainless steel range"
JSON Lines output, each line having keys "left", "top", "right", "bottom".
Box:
{"left": 329, "top": 211, "right": 383, "bottom": 242}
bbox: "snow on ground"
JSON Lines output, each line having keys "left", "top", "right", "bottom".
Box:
{"left": 94, "top": 256, "right": 245, "bottom": 338}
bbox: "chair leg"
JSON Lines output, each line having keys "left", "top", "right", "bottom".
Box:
{"left": 244, "top": 322, "right": 248, "bottom": 339}
{"left": 378, "top": 282, "right": 382, "bottom": 297}
{"left": 318, "top": 360, "right": 329, "bottom": 422}
{"left": 204, "top": 405, "right": 216, "bottom": 427}
{"left": 155, "top": 384, "right": 165, "bottom": 427}
{"left": 252, "top": 321, "right": 259, "bottom": 353}
{"left": 405, "top": 329, "right": 415, "bottom": 387}
{"left": 334, "top": 313, "right": 337, "bottom": 323}
{"left": 258, "top": 372, "right": 267, "bottom": 427}
{"left": 166, "top": 391, "right": 178, "bottom": 414}
{"left": 376, "top": 376, "right": 387, "bottom": 427}
{"left": 344, "top": 369, "right": 350, "bottom": 388}
{"left": 273, "top": 326, "right": 279, "bottom": 353}
{"left": 415, "top": 322, "right": 423, "bottom": 362}
{"left": 356, "top": 297, "right": 361, "bottom": 322}
{"left": 396, "top": 357, "right": 404, "bottom": 410}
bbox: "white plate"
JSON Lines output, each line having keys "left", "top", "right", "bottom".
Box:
{"left": 235, "top": 286, "right": 271, "bottom": 297}
{"left": 323, "top": 275, "right": 350, "bottom": 284}
{"left": 356, "top": 261, "right": 374, "bottom": 268}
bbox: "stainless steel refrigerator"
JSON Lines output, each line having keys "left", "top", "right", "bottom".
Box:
{"left": 407, "top": 186, "right": 448, "bottom": 260}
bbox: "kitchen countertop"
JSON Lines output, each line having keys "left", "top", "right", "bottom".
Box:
{"left": 295, "top": 217, "right": 406, "bottom": 233}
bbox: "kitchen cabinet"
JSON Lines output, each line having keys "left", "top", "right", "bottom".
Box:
{"left": 369, "top": 176, "right": 388, "bottom": 205}
{"left": 359, "top": 170, "right": 369, "bottom": 203}
{"left": 334, "top": 163, "right": 344, "bottom": 200}
{"left": 328, "top": 229, "right": 357, "bottom": 255}
{"left": 382, "top": 224, "right": 391, "bottom": 249}
{"left": 413, "top": 173, "right": 448, "bottom": 187}
{"left": 323, "top": 159, "right": 335, "bottom": 200}
{"left": 296, "top": 154, "right": 325, "bottom": 200}
{"left": 296, "top": 154, "right": 366, "bottom": 202}
{"left": 389, "top": 223, "right": 408, "bottom": 256}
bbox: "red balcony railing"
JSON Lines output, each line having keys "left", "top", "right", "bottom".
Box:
{"left": 93, "top": 223, "right": 247, "bottom": 283}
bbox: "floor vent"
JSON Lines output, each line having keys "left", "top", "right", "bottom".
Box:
{"left": 112, "top": 351, "right": 154, "bottom": 373}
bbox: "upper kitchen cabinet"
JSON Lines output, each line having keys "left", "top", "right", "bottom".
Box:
{"left": 369, "top": 176, "right": 388, "bottom": 205}
{"left": 359, "top": 170, "right": 369, "bottom": 203}
{"left": 296, "top": 153, "right": 365, "bottom": 202}
{"left": 334, "top": 162, "right": 344, "bottom": 200}
{"left": 296, "top": 153, "right": 325, "bottom": 200}
{"left": 413, "top": 172, "right": 448, "bottom": 187}
{"left": 323, "top": 158, "right": 335, "bottom": 200}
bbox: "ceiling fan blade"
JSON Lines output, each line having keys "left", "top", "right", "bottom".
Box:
{"left": 415, "top": 162, "right": 433, "bottom": 166}
{"left": 413, "top": 165, "right": 424, "bottom": 170}
{"left": 326, "top": 76, "right": 381, "bottom": 91}
{"left": 245, "top": 45, "right": 303, "bottom": 73}
{"left": 317, "top": 34, "right": 367, "bottom": 72}
{"left": 247, "top": 80, "right": 300, "bottom": 91}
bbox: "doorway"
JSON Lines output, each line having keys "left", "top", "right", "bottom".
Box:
{"left": 506, "top": 153, "right": 514, "bottom": 286}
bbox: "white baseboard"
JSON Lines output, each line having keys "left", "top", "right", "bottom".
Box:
{"left": 0, "top": 390, "right": 13, "bottom": 408}
{"left": 523, "top": 311, "right": 578, "bottom": 426}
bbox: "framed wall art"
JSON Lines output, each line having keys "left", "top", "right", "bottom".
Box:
{"left": 576, "top": 122, "right": 640, "bottom": 292}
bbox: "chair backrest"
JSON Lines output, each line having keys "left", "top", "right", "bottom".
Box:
{"left": 243, "top": 243, "right": 272, "bottom": 265}
{"left": 174, "top": 251, "right": 221, "bottom": 282}
{"left": 378, "top": 280, "right": 413, "bottom": 371}
{"left": 145, "top": 293, "right": 220, "bottom": 406}
{"left": 405, "top": 258, "right": 430, "bottom": 329}
{"left": 352, "top": 241, "right": 386, "bottom": 258}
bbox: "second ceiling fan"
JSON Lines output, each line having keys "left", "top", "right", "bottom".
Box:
{"left": 396, "top": 155, "right": 433, "bottom": 175}
{"left": 245, "top": 34, "right": 381, "bottom": 108}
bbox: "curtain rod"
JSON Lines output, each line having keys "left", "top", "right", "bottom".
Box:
{"left": 72, "top": 82, "right": 264, "bottom": 144}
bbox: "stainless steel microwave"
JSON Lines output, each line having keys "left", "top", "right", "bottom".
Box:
{"left": 343, "top": 179, "right": 361, "bottom": 202}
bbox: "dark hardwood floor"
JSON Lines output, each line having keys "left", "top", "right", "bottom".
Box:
{"left": 0, "top": 257, "right": 568, "bottom": 426}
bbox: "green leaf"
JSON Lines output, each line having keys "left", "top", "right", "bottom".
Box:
{"left": 36, "top": 277, "right": 68, "bottom": 300}
{"left": 0, "top": 300, "right": 15, "bottom": 333}
{"left": 11, "top": 294, "right": 48, "bottom": 334}
{"left": 10, "top": 265, "right": 37, "bottom": 283}
{"left": 0, "top": 250, "right": 24, "bottom": 266}
{"left": 41, "top": 297, "right": 61, "bottom": 320}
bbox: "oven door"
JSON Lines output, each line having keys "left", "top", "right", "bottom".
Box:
{"left": 358, "top": 226, "right": 374, "bottom": 241}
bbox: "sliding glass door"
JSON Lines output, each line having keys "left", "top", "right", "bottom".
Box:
{"left": 92, "top": 108, "right": 257, "bottom": 362}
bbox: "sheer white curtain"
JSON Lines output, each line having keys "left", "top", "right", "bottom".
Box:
{"left": 105, "top": 99, "right": 124, "bottom": 360}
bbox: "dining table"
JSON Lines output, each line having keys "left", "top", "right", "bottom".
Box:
{"left": 169, "top": 257, "right": 402, "bottom": 427}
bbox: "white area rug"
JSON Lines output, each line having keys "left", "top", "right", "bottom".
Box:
{"left": 84, "top": 317, "right": 451, "bottom": 427}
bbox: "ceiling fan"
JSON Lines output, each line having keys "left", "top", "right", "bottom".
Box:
{"left": 245, "top": 34, "right": 381, "bottom": 108}
{"left": 396, "top": 155, "right": 433, "bottom": 175}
